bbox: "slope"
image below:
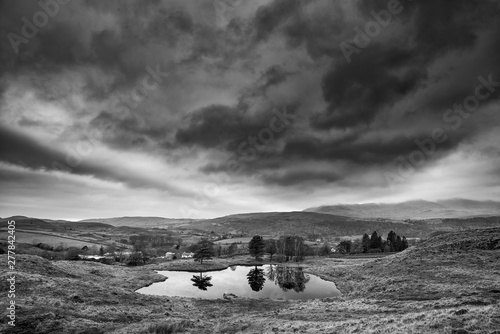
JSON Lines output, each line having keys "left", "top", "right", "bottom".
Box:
{"left": 305, "top": 199, "right": 500, "bottom": 219}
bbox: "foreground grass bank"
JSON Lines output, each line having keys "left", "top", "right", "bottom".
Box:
{"left": 1, "top": 228, "right": 499, "bottom": 333}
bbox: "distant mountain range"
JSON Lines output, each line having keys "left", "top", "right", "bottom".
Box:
{"left": 304, "top": 199, "right": 500, "bottom": 220}
{"left": 3, "top": 199, "right": 499, "bottom": 239}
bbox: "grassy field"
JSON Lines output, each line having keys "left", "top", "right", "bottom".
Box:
{"left": 214, "top": 237, "right": 253, "bottom": 245}
{"left": 213, "top": 236, "right": 277, "bottom": 245}
{"left": 4, "top": 231, "right": 108, "bottom": 249}
{"left": 0, "top": 228, "right": 499, "bottom": 333}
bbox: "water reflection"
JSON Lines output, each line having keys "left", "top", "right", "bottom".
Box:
{"left": 137, "top": 265, "right": 341, "bottom": 300}
{"left": 266, "top": 265, "right": 276, "bottom": 281}
{"left": 190, "top": 272, "right": 213, "bottom": 291}
{"left": 272, "top": 265, "right": 310, "bottom": 292}
{"left": 247, "top": 266, "right": 266, "bottom": 291}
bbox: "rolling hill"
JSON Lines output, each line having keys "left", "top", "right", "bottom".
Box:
{"left": 0, "top": 216, "right": 114, "bottom": 231}
{"left": 304, "top": 199, "right": 500, "bottom": 219}
{"left": 78, "top": 216, "right": 197, "bottom": 228}
{"left": 177, "top": 211, "right": 500, "bottom": 238}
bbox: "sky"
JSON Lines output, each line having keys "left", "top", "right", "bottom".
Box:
{"left": 1, "top": 0, "right": 500, "bottom": 220}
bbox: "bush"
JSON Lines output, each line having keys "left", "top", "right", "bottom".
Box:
{"left": 54, "top": 245, "right": 65, "bottom": 252}
{"left": 127, "top": 252, "right": 144, "bottom": 266}
{"left": 36, "top": 243, "right": 54, "bottom": 251}
{"left": 65, "top": 247, "right": 82, "bottom": 260}
{"left": 319, "top": 242, "right": 332, "bottom": 256}
{"left": 98, "top": 258, "right": 115, "bottom": 265}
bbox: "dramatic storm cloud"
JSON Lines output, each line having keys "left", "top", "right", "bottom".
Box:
{"left": 1, "top": 0, "right": 499, "bottom": 219}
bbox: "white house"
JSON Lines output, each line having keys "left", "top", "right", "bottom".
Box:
{"left": 181, "top": 252, "right": 194, "bottom": 258}
{"left": 165, "top": 252, "right": 176, "bottom": 260}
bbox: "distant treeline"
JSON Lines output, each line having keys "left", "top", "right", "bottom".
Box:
{"left": 335, "top": 230, "right": 409, "bottom": 254}
{"left": 129, "top": 233, "right": 180, "bottom": 249}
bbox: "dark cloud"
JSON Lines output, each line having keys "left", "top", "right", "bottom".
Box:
{"left": 253, "top": 0, "right": 303, "bottom": 42}
{"left": 0, "top": 126, "right": 61, "bottom": 170}
{"left": 252, "top": 0, "right": 346, "bottom": 58}
{"left": 356, "top": 0, "right": 488, "bottom": 52}
{"left": 407, "top": 0, "right": 479, "bottom": 56}
{"left": 0, "top": 0, "right": 199, "bottom": 98}
{"left": 88, "top": 111, "right": 168, "bottom": 150}
{"left": 312, "top": 45, "right": 424, "bottom": 130}
{"left": 262, "top": 169, "right": 340, "bottom": 186}
{"left": 174, "top": 104, "right": 281, "bottom": 150}
{"left": 176, "top": 104, "right": 246, "bottom": 148}
{"left": 258, "top": 65, "right": 290, "bottom": 90}
{"left": 311, "top": 0, "right": 500, "bottom": 132}
{"left": 0, "top": 125, "right": 185, "bottom": 194}
{"left": 282, "top": 132, "right": 463, "bottom": 165}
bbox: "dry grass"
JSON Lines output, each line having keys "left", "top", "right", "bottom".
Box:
{"left": 10, "top": 231, "right": 105, "bottom": 248}
{"left": 142, "top": 320, "right": 194, "bottom": 334}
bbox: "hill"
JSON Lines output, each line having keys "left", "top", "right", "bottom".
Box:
{"left": 4, "top": 212, "right": 500, "bottom": 240}
{"left": 313, "top": 226, "right": 500, "bottom": 298}
{"left": 304, "top": 198, "right": 500, "bottom": 219}
{"left": 0, "top": 216, "right": 114, "bottom": 231}
{"left": 178, "top": 211, "right": 500, "bottom": 238}
{"left": 79, "top": 216, "right": 196, "bottom": 228}
{"left": 180, "top": 211, "right": 352, "bottom": 236}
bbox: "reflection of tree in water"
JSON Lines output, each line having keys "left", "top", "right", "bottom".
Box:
{"left": 190, "top": 272, "right": 213, "bottom": 291}
{"left": 247, "top": 266, "right": 266, "bottom": 291}
{"left": 266, "top": 264, "right": 276, "bottom": 281}
{"left": 269, "top": 265, "right": 310, "bottom": 292}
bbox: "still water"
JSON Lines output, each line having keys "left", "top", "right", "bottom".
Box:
{"left": 137, "top": 265, "right": 341, "bottom": 300}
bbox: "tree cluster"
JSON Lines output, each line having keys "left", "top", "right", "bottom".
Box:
{"left": 386, "top": 230, "right": 409, "bottom": 252}
{"left": 248, "top": 235, "right": 307, "bottom": 262}
{"left": 336, "top": 240, "right": 352, "bottom": 254}
{"left": 361, "top": 231, "right": 385, "bottom": 253}
{"left": 126, "top": 252, "right": 145, "bottom": 266}
{"left": 129, "top": 233, "right": 175, "bottom": 248}
{"left": 337, "top": 230, "right": 409, "bottom": 254}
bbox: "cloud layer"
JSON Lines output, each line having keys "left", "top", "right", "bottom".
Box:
{"left": 1, "top": 0, "right": 500, "bottom": 219}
